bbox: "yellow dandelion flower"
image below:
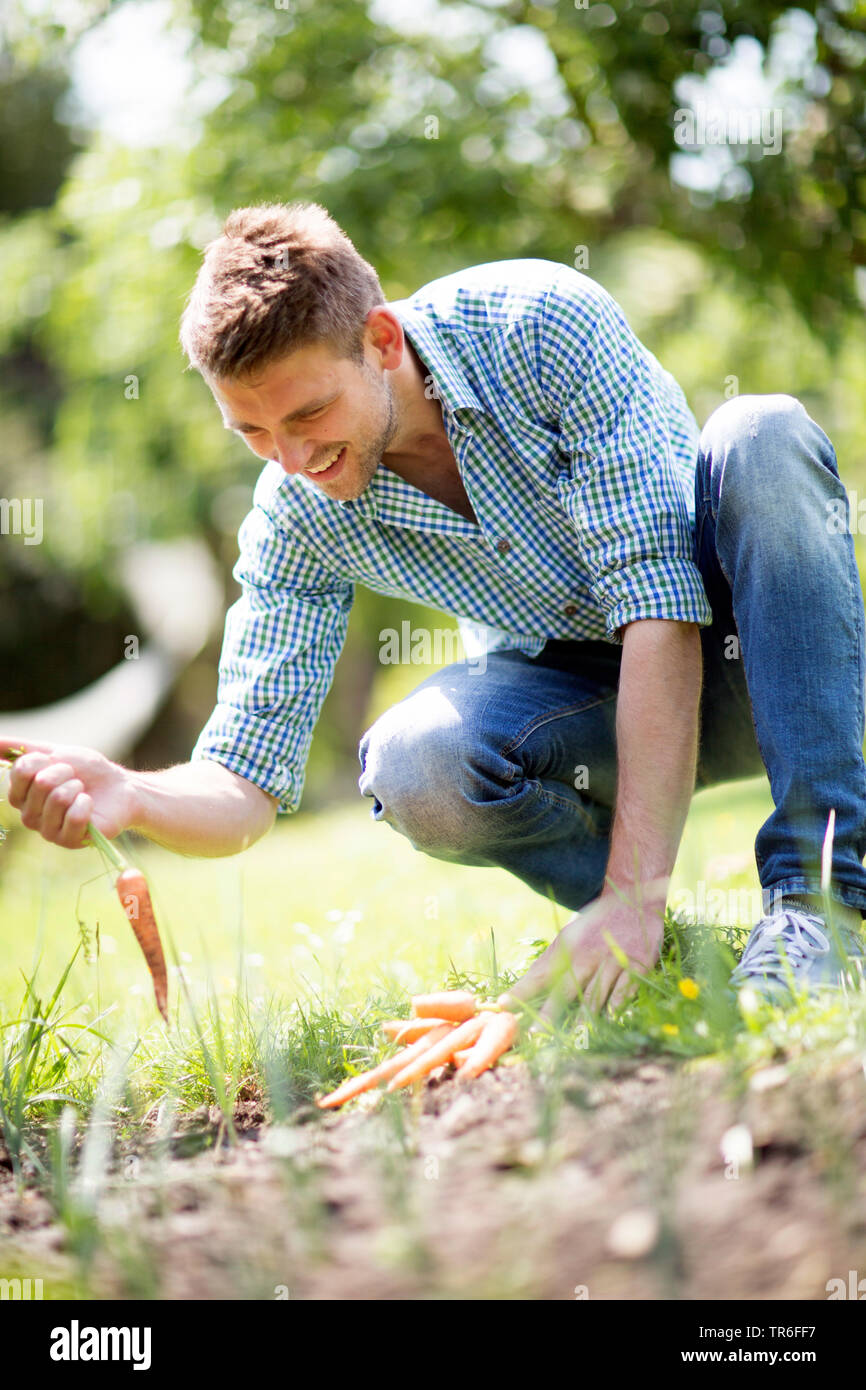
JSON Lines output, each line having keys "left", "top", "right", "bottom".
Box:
{"left": 678, "top": 978, "right": 700, "bottom": 1000}
{"left": 661, "top": 1023, "right": 679, "bottom": 1036}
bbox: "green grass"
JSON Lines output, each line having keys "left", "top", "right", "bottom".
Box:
{"left": 0, "top": 769, "right": 774, "bottom": 1012}
{"left": 3, "top": 768, "right": 863, "bottom": 1112}
{"left": 3, "top": 772, "right": 866, "bottom": 1296}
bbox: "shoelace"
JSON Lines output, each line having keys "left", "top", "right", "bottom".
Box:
{"left": 734, "top": 909, "right": 830, "bottom": 981}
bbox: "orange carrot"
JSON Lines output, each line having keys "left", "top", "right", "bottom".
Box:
{"left": 456, "top": 1011, "right": 518, "bottom": 1080}
{"left": 388, "top": 1017, "right": 451, "bottom": 1045}
{"left": 115, "top": 867, "right": 169, "bottom": 1024}
{"left": 410, "top": 990, "right": 477, "bottom": 1022}
{"left": 380, "top": 1017, "right": 449, "bottom": 1042}
{"left": 452, "top": 1048, "right": 473, "bottom": 1067}
{"left": 387, "top": 1014, "right": 486, "bottom": 1091}
{"left": 0, "top": 752, "right": 170, "bottom": 1025}
{"left": 380, "top": 1020, "right": 408, "bottom": 1040}
{"left": 316, "top": 1023, "right": 453, "bottom": 1109}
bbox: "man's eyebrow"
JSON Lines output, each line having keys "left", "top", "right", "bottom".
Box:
{"left": 224, "top": 392, "right": 339, "bottom": 432}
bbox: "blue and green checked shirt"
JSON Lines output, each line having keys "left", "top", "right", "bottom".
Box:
{"left": 191, "top": 258, "right": 712, "bottom": 811}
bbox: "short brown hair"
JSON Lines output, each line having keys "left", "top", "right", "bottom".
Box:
{"left": 179, "top": 201, "right": 384, "bottom": 380}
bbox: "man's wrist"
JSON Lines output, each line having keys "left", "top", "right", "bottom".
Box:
{"left": 123, "top": 769, "right": 152, "bottom": 836}
{"left": 600, "top": 869, "right": 671, "bottom": 910}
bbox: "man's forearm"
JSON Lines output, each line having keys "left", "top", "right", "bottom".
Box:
{"left": 604, "top": 619, "right": 703, "bottom": 903}
{"left": 127, "top": 760, "right": 278, "bottom": 857}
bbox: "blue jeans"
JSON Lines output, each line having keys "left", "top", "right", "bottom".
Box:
{"left": 358, "top": 395, "right": 866, "bottom": 918}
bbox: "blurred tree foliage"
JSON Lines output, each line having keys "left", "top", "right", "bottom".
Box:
{"left": 0, "top": 64, "right": 81, "bottom": 214}
{"left": 1, "top": 0, "right": 864, "bottom": 797}
{"left": 510, "top": 0, "right": 866, "bottom": 330}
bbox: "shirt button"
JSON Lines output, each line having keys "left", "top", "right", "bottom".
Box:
{"left": 562, "top": 603, "right": 578, "bottom": 617}
{"left": 496, "top": 538, "right": 511, "bottom": 555}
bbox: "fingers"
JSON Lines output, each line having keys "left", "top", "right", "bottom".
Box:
{"left": 42, "top": 783, "right": 93, "bottom": 848}
{"left": 538, "top": 960, "right": 612, "bottom": 1021}
{"left": 582, "top": 964, "right": 612, "bottom": 1013}
{"left": 8, "top": 754, "right": 94, "bottom": 848}
{"left": 539, "top": 986, "right": 575, "bottom": 1023}
{"left": 505, "top": 929, "right": 580, "bottom": 1003}
{"left": 499, "top": 957, "right": 553, "bottom": 1006}
{"left": 608, "top": 973, "right": 636, "bottom": 1013}
{"left": 506, "top": 934, "right": 596, "bottom": 1016}
{"left": 0, "top": 738, "right": 54, "bottom": 761}
{"left": 498, "top": 968, "right": 546, "bottom": 1007}
{"left": 6, "top": 752, "right": 54, "bottom": 811}
{"left": 571, "top": 958, "right": 622, "bottom": 1014}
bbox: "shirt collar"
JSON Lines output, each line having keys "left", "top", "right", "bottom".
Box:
{"left": 389, "top": 301, "right": 485, "bottom": 423}
{"left": 334, "top": 300, "right": 484, "bottom": 516}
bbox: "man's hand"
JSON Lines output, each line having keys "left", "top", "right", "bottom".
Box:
{"left": 0, "top": 739, "right": 136, "bottom": 849}
{"left": 1, "top": 736, "right": 277, "bottom": 857}
{"left": 501, "top": 880, "right": 667, "bottom": 1018}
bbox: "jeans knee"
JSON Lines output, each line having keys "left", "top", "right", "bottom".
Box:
{"left": 358, "top": 693, "right": 501, "bottom": 858}
{"left": 700, "top": 393, "right": 808, "bottom": 462}
{"left": 699, "top": 395, "right": 831, "bottom": 527}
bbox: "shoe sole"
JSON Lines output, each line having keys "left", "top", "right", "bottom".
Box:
{"left": 727, "top": 972, "right": 865, "bottom": 1006}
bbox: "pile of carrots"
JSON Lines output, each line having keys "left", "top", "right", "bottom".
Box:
{"left": 316, "top": 990, "right": 519, "bottom": 1109}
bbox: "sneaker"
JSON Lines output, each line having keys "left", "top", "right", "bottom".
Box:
{"left": 729, "top": 900, "right": 866, "bottom": 1000}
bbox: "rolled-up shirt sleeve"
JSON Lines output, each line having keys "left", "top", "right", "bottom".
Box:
{"left": 539, "top": 274, "right": 713, "bottom": 642}
{"left": 191, "top": 490, "right": 354, "bottom": 812}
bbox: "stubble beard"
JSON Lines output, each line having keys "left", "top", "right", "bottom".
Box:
{"left": 345, "top": 371, "right": 398, "bottom": 501}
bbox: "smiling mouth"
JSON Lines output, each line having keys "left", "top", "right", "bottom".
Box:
{"left": 306, "top": 446, "right": 346, "bottom": 477}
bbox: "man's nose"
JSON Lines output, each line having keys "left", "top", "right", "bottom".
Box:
{"left": 274, "top": 438, "right": 314, "bottom": 475}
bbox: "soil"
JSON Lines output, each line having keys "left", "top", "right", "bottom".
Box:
{"left": 3, "top": 1052, "right": 866, "bottom": 1300}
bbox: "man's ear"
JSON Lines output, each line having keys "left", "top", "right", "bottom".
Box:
{"left": 363, "top": 306, "right": 403, "bottom": 371}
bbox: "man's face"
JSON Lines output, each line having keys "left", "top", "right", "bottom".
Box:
{"left": 210, "top": 337, "right": 398, "bottom": 502}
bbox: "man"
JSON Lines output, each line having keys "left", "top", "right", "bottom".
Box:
{"left": 4, "top": 201, "right": 866, "bottom": 1012}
